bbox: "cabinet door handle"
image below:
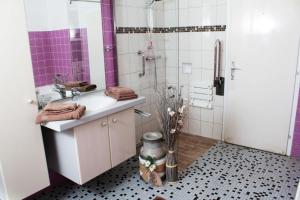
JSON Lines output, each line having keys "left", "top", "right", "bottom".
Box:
{"left": 101, "top": 121, "right": 107, "bottom": 127}
{"left": 112, "top": 118, "right": 117, "bottom": 123}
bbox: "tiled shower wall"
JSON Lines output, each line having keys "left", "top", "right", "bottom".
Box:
{"left": 115, "top": 0, "right": 167, "bottom": 144}
{"left": 165, "top": 0, "right": 227, "bottom": 140}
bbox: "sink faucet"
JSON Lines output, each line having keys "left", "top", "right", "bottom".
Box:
{"left": 71, "top": 88, "right": 81, "bottom": 100}
{"left": 53, "top": 74, "right": 66, "bottom": 99}
{"left": 53, "top": 84, "right": 67, "bottom": 99}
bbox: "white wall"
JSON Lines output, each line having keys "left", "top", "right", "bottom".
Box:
{"left": 0, "top": 0, "right": 50, "bottom": 199}
{"left": 24, "top": 0, "right": 48, "bottom": 31}
{"left": 46, "top": 0, "right": 69, "bottom": 30}
{"left": 24, "top": 0, "right": 69, "bottom": 31}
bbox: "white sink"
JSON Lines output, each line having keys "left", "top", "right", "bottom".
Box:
{"left": 67, "top": 92, "right": 117, "bottom": 111}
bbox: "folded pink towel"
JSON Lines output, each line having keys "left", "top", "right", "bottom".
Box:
{"left": 44, "top": 102, "right": 78, "bottom": 113}
{"left": 36, "top": 105, "right": 86, "bottom": 124}
{"left": 105, "top": 86, "right": 138, "bottom": 101}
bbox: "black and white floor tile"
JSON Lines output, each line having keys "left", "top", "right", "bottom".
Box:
{"left": 33, "top": 142, "right": 300, "bottom": 200}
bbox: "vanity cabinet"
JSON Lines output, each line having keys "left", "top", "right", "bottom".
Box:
{"left": 44, "top": 108, "right": 136, "bottom": 185}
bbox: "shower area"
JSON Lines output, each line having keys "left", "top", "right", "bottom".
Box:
{"left": 113, "top": 0, "right": 227, "bottom": 144}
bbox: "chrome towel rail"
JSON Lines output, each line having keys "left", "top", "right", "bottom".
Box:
{"left": 214, "top": 39, "right": 222, "bottom": 84}
{"left": 134, "top": 109, "right": 151, "bottom": 118}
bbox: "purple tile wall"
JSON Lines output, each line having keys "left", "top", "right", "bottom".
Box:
{"left": 101, "top": 0, "right": 118, "bottom": 88}
{"left": 292, "top": 91, "right": 300, "bottom": 158}
{"left": 29, "top": 31, "right": 53, "bottom": 87}
{"left": 48, "top": 29, "right": 72, "bottom": 82}
{"left": 29, "top": 29, "right": 92, "bottom": 87}
{"left": 29, "top": 29, "right": 72, "bottom": 87}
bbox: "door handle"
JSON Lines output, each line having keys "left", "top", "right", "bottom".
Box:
{"left": 101, "top": 121, "right": 107, "bottom": 127}
{"left": 231, "top": 61, "right": 242, "bottom": 80}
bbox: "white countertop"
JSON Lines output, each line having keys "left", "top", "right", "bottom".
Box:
{"left": 42, "top": 92, "right": 146, "bottom": 132}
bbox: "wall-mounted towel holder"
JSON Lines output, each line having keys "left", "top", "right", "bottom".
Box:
{"left": 134, "top": 109, "right": 151, "bottom": 118}
{"left": 214, "top": 39, "right": 225, "bottom": 96}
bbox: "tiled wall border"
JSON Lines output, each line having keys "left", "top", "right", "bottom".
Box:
{"left": 116, "top": 25, "right": 226, "bottom": 34}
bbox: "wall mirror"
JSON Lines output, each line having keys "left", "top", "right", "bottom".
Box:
{"left": 24, "top": 0, "right": 106, "bottom": 105}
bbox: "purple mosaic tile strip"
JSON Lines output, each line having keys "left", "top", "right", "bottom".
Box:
{"left": 292, "top": 90, "right": 300, "bottom": 158}
{"left": 101, "top": 0, "right": 118, "bottom": 88}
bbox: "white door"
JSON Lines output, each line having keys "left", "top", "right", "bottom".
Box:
{"left": 224, "top": 0, "right": 300, "bottom": 154}
{"left": 0, "top": 1, "right": 49, "bottom": 199}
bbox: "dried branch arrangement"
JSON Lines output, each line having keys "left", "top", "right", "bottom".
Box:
{"left": 155, "top": 86, "right": 186, "bottom": 182}
{"left": 155, "top": 85, "right": 185, "bottom": 150}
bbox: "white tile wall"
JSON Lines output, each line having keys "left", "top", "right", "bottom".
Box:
{"left": 165, "top": 0, "right": 227, "bottom": 140}
{"left": 115, "top": 0, "right": 166, "bottom": 144}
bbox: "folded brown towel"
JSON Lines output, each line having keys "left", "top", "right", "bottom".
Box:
{"left": 108, "top": 86, "right": 135, "bottom": 95}
{"left": 72, "top": 84, "right": 97, "bottom": 92}
{"left": 109, "top": 93, "right": 138, "bottom": 101}
{"left": 64, "top": 81, "right": 88, "bottom": 90}
{"left": 105, "top": 86, "right": 138, "bottom": 101}
{"left": 36, "top": 105, "right": 86, "bottom": 124}
{"left": 44, "top": 102, "right": 78, "bottom": 113}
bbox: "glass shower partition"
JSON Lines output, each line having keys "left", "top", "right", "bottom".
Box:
{"left": 114, "top": 0, "right": 179, "bottom": 144}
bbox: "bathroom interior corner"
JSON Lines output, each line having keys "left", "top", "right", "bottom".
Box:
{"left": 1, "top": 0, "right": 300, "bottom": 199}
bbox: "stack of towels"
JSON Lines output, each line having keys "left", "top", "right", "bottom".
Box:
{"left": 36, "top": 103, "right": 86, "bottom": 124}
{"left": 105, "top": 86, "right": 138, "bottom": 101}
{"left": 64, "top": 81, "right": 97, "bottom": 92}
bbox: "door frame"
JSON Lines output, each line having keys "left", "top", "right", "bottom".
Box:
{"left": 221, "top": 2, "right": 232, "bottom": 142}
{"left": 287, "top": 38, "right": 300, "bottom": 156}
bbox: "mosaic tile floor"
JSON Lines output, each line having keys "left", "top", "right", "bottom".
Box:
{"left": 34, "top": 142, "right": 300, "bottom": 200}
